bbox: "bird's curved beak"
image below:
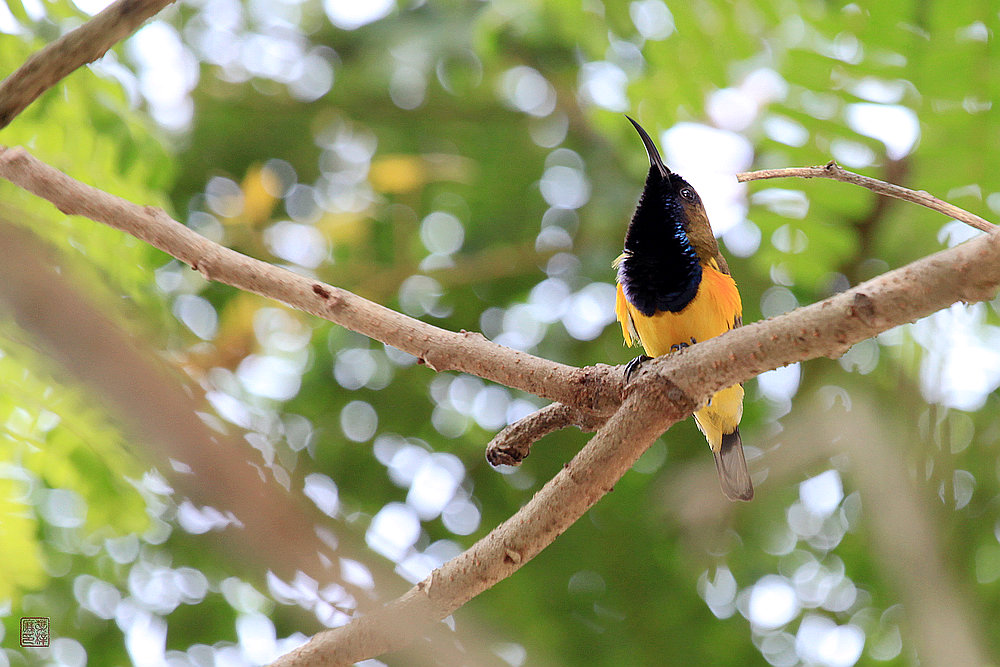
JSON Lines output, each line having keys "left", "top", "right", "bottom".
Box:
{"left": 626, "top": 115, "right": 670, "bottom": 179}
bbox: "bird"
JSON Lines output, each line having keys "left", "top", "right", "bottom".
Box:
{"left": 614, "top": 115, "right": 753, "bottom": 501}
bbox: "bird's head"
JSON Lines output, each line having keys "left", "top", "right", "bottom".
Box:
{"left": 624, "top": 116, "right": 726, "bottom": 271}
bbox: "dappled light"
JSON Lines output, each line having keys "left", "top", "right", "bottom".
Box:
{"left": 1, "top": 0, "right": 999, "bottom": 665}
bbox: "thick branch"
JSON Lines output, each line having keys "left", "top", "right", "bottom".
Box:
{"left": 3, "top": 144, "right": 1000, "bottom": 666}
{"left": 277, "top": 230, "right": 1000, "bottom": 666}
{"left": 737, "top": 161, "right": 995, "bottom": 233}
{"left": 0, "top": 146, "right": 622, "bottom": 414}
{"left": 818, "top": 396, "right": 990, "bottom": 667}
{"left": 0, "top": 0, "right": 175, "bottom": 129}
{"left": 647, "top": 229, "right": 1000, "bottom": 405}
{"left": 0, "top": 219, "right": 384, "bottom": 603}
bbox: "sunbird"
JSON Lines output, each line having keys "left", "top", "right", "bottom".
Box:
{"left": 614, "top": 116, "right": 753, "bottom": 501}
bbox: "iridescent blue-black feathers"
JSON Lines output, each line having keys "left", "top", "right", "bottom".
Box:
{"left": 616, "top": 117, "right": 704, "bottom": 317}
{"left": 616, "top": 168, "right": 702, "bottom": 316}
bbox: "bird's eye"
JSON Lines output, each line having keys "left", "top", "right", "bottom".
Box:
{"left": 679, "top": 187, "right": 695, "bottom": 201}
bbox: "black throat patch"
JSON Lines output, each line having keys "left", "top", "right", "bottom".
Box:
{"left": 617, "top": 168, "right": 702, "bottom": 317}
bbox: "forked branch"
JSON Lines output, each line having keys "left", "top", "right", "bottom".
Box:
{"left": 273, "top": 228, "right": 1000, "bottom": 666}
{"left": 2, "top": 0, "right": 999, "bottom": 665}
{"left": 488, "top": 160, "right": 996, "bottom": 470}
{"left": 2, "top": 145, "right": 995, "bottom": 667}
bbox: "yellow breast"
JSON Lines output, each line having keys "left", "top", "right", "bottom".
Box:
{"left": 615, "top": 261, "right": 742, "bottom": 357}
{"left": 614, "top": 260, "right": 744, "bottom": 452}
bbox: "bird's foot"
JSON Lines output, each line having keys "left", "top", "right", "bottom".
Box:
{"left": 624, "top": 355, "right": 651, "bottom": 382}
{"left": 669, "top": 337, "right": 698, "bottom": 352}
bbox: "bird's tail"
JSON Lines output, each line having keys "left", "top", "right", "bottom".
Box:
{"left": 713, "top": 428, "right": 753, "bottom": 501}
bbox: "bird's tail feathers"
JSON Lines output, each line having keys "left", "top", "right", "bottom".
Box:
{"left": 713, "top": 428, "right": 753, "bottom": 502}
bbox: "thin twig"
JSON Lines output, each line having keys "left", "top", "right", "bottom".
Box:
{"left": 485, "top": 402, "right": 607, "bottom": 466}
{"left": 0, "top": 0, "right": 175, "bottom": 130}
{"left": 737, "top": 161, "right": 995, "bottom": 233}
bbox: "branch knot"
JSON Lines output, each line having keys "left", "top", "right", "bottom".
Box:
{"left": 849, "top": 292, "right": 877, "bottom": 328}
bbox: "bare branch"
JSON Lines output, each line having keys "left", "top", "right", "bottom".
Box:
{"left": 3, "top": 143, "right": 999, "bottom": 665}
{"left": 274, "top": 229, "right": 1000, "bottom": 665}
{"left": 0, "top": 0, "right": 175, "bottom": 130}
{"left": 485, "top": 402, "right": 608, "bottom": 466}
{"left": 488, "top": 159, "right": 997, "bottom": 475}
{"left": 0, "top": 146, "right": 622, "bottom": 414}
{"left": 651, "top": 239, "right": 998, "bottom": 405}
{"left": 737, "top": 161, "right": 995, "bottom": 233}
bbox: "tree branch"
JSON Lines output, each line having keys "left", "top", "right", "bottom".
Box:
{"left": 485, "top": 401, "right": 606, "bottom": 466}
{"left": 0, "top": 0, "right": 175, "bottom": 130}
{"left": 820, "top": 395, "right": 990, "bottom": 667}
{"left": 737, "top": 161, "right": 995, "bottom": 233}
{"left": 3, "top": 143, "right": 999, "bottom": 665}
{"left": 273, "top": 228, "right": 1000, "bottom": 666}
{"left": 489, "top": 159, "right": 995, "bottom": 472}
{"left": 4, "top": 0, "right": 996, "bottom": 661}
{"left": 0, "top": 218, "right": 385, "bottom": 605}
{"left": 0, "top": 145, "right": 623, "bottom": 416}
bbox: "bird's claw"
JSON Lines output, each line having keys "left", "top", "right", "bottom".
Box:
{"left": 669, "top": 337, "right": 698, "bottom": 352}
{"left": 624, "top": 354, "right": 651, "bottom": 382}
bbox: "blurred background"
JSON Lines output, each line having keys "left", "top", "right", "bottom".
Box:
{"left": 1, "top": 0, "right": 999, "bottom": 665}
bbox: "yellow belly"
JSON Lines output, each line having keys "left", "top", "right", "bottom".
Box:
{"left": 615, "top": 262, "right": 743, "bottom": 451}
